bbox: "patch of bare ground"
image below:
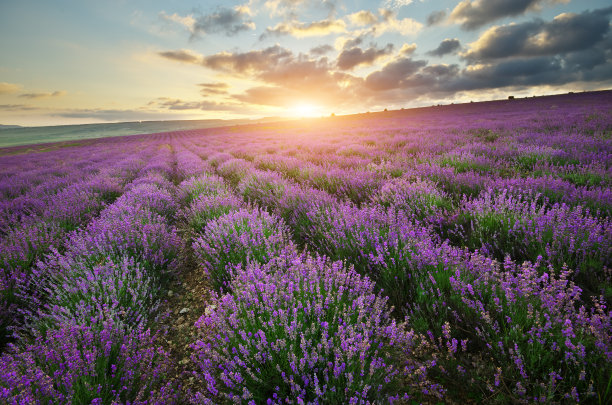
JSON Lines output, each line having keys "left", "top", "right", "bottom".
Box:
{"left": 156, "top": 228, "right": 213, "bottom": 400}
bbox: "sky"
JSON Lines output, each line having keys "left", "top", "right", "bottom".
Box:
{"left": 1, "top": 0, "right": 611, "bottom": 126}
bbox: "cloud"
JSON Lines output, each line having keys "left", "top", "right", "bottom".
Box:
{"left": 428, "top": 39, "right": 461, "bottom": 57}
{"left": 337, "top": 10, "right": 421, "bottom": 51}
{"left": 365, "top": 57, "right": 428, "bottom": 91}
{"left": 198, "top": 46, "right": 363, "bottom": 108}
{"left": 358, "top": 11, "right": 612, "bottom": 99}
{"left": 158, "top": 49, "right": 202, "bottom": 63}
{"left": 336, "top": 35, "right": 364, "bottom": 50}
{"left": 463, "top": 8, "right": 612, "bottom": 62}
{"left": 450, "top": 0, "right": 571, "bottom": 30}
{"left": 451, "top": 57, "right": 567, "bottom": 91}
{"left": 348, "top": 10, "right": 378, "bottom": 26}
{"left": 202, "top": 45, "right": 292, "bottom": 75}
{"left": 192, "top": 7, "right": 255, "bottom": 37}
{"left": 198, "top": 82, "right": 230, "bottom": 96}
{"left": 0, "top": 104, "right": 38, "bottom": 111}
{"left": 310, "top": 44, "right": 334, "bottom": 56}
{"left": 337, "top": 43, "right": 394, "bottom": 70}
{"left": 262, "top": 18, "right": 346, "bottom": 38}
{"left": 351, "top": 9, "right": 423, "bottom": 36}
{"left": 382, "top": 0, "right": 414, "bottom": 10}
{"left": 19, "top": 91, "right": 66, "bottom": 99}
{"left": 159, "top": 11, "right": 197, "bottom": 31}
{"left": 426, "top": 10, "right": 447, "bottom": 26}
{"left": 160, "top": 6, "right": 255, "bottom": 39}
{"left": 264, "top": 0, "right": 337, "bottom": 18}
{"left": 399, "top": 43, "right": 417, "bottom": 56}
{"left": 0, "top": 82, "right": 21, "bottom": 95}
{"left": 149, "top": 97, "right": 252, "bottom": 113}
{"left": 234, "top": 86, "right": 302, "bottom": 107}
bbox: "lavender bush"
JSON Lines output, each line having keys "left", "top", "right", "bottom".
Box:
{"left": 372, "top": 177, "right": 451, "bottom": 221}
{"left": 404, "top": 251, "right": 612, "bottom": 403}
{"left": 63, "top": 204, "right": 181, "bottom": 274}
{"left": 0, "top": 324, "right": 176, "bottom": 404}
{"left": 447, "top": 188, "right": 611, "bottom": 298}
{"left": 27, "top": 255, "right": 159, "bottom": 334}
{"left": 179, "top": 192, "right": 243, "bottom": 233}
{"left": 192, "top": 208, "right": 295, "bottom": 291}
{"left": 190, "top": 254, "right": 440, "bottom": 404}
{"left": 177, "top": 173, "right": 228, "bottom": 205}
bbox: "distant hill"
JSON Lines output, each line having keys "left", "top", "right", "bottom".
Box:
{"left": 0, "top": 117, "right": 287, "bottom": 148}
{"left": 0, "top": 124, "right": 23, "bottom": 130}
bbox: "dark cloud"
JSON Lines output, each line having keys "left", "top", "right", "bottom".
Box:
{"left": 202, "top": 45, "right": 292, "bottom": 74}
{"left": 190, "top": 7, "right": 255, "bottom": 38}
{"left": 359, "top": 10, "right": 612, "bottom": 99}
{"left": 158, "top": 49, "right": 201, "bottom": 63}
{"left": 453, "top": 57, "right": 564, "bottom": 91}
{"left": 451, "top": 0, "right": 570, "bottom": 30}
{"left": 365, "top": 58, "right": 428, "bottom": 91}
{"left": 18, "top": 91, "right": 66, "bottom": 99}
{"left": 463, "top": 8, "right": 612, "bottom": 62}
{"left": 428, "top": 39, "right": 461, "bottom": 57}
{"left": 310, "top": 44, "right": 334, "bottom": 56}
{"left": 426, "top": 10, "right": 447, "bottom": 26}
{"left": 198, "top": 82, "right": 229, "bottom": 96}
{"left": 337, "top": 44, "right": 394, "bottom": 70}
{"left": 342, "top": 36, "right": 364, "bottom": 49}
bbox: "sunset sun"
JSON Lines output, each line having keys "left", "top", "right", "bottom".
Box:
{"left": 290, "top": 103, "right": 321, "bottom": 118}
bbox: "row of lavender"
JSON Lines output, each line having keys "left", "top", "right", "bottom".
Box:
{"left": 0, "top": 140, "right": 161, "bottom": 348}
{"left": 0, "top": 141, "right": 183, "bottom": 402}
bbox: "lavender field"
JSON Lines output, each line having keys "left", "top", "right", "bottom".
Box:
{"left": 0, "top": 91, "right": 610, "bottom": 404}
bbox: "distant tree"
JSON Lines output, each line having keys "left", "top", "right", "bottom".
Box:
{"left": 508, "top": 95, "right": 515, "bottom": 100}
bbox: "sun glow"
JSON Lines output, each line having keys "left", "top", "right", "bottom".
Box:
{"left": 290, "top": 103, "right": 321, "bottom": 118}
